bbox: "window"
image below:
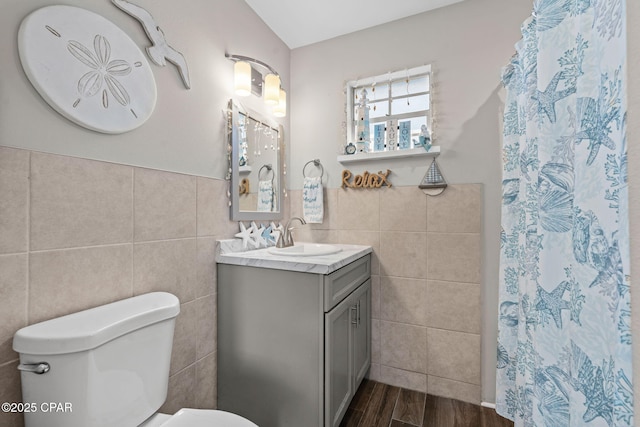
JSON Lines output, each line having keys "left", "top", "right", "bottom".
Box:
{"left": 346, "top": 65, "right": 432, "bottom": 153}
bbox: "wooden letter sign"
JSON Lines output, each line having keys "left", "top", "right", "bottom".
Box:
{"left": 341, "top": 169, "right": 392, "bottom": 189}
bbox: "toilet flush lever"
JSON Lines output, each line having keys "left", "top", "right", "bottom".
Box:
{"left": 18, "top": 362, "right": 50, "bottom": 374}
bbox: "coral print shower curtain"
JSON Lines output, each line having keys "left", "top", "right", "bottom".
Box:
{"left": 496, "top": 0, "right": 632, "bottom": 426}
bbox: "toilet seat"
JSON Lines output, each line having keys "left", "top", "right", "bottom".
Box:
{"left": 161, "top": 409, "right": 258, "bottom": 427}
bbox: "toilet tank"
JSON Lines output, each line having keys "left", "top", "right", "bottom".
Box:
{"left": 13, "top": 292, "right": 180, "bottom": 427}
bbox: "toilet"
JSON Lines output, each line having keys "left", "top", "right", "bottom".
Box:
{"left": 13, "top": 292, "right": 257, "bottom": 427}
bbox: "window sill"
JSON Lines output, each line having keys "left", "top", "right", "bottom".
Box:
{"left": 337, "top": 146, "right": 440, "bottom": 164}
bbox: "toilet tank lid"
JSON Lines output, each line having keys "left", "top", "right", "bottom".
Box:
{"left": 13, "top": 292, "right": 180, "bottom": 355}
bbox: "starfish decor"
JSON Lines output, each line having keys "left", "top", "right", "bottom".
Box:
{"left": 262, "top": 224, "right": 274, "bottom": 245}
{"left": 250, "top": 222, "right": 267, "bottom": 248}
{"left": 234, "top": 222, "right": 254, "bottom": 249}
{"left": 235, "top": 222, "right": 283, "bottom": 249}
{"left": 270, "top": 222, "right": 283, "bottom": 245}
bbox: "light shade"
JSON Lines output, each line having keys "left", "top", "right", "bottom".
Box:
{"left": 234, "top": 61, "right": 252, "bottom": 97}
{"left": 264, "top": 74, "right": 281, "bottom": 105}
{"left": 273, "top": 89, "right": 286, "bottom": 117}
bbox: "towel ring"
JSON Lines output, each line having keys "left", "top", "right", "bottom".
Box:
{"left": 258, "top": 164, "right": 275, "bottom": 183}
{"left": 303, "top": 159, "right": 324, "bottom": 179}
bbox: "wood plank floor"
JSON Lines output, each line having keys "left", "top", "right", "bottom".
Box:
{"left": 340, "top": 379, "right": 514, "bottom": 427}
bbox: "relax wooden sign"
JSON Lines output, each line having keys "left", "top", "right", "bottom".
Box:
{"left": 341, "top": 169, "right": 392, "bottom": 189}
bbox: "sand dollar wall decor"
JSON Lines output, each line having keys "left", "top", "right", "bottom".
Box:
{"left": 18, "top": 5, "right": 157, "bottom": 134}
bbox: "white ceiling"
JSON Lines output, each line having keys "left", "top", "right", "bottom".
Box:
{"left": 244, "top": 0, "right": 466, "bottom": 49}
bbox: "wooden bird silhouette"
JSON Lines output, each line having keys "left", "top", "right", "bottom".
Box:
{"left": 112, "top": 0, "right": 191, "bottom": 89}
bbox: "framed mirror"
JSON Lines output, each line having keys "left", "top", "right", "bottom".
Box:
{"left": 229, "top": 101, "right": 283, "bottom": 221}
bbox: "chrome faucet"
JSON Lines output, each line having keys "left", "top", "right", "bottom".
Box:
{"left": 276, "top": 217, "right": 306, "bottom": 248}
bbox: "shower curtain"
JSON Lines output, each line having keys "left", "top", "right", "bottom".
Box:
{"left": 496, "top": 1, "right": 632, "bottom": 426}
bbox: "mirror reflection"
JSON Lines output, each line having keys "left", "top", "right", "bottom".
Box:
{"left": 230, "top": 102, "right": 282, "bottom": 221}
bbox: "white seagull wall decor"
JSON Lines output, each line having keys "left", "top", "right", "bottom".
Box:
{"left": 112, "top": 0, "right": 191, "bottom": 89}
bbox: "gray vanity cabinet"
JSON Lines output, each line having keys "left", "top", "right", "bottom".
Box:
{"left": 325, "top": 278, "right": 371, "bottom": 427}
{"left": 217, "top": 254, "right": 371, "bottom": 427}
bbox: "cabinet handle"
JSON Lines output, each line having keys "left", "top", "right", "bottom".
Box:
{"left": 357, "top": 301, "right": 361, "bottom": 327}
{"left": 350, "top": 305, "right": 358, "bottom": 326}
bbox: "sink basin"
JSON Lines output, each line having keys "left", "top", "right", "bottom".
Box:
{"left": 268, "top": 244, "right": 342, "bottom": 257}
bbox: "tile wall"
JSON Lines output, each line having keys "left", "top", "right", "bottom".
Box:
{"left": 0, "top": 147, "right": 237, "bottom": 427}
{"left": 289, "top": 184, "right": 483, "bottom": 403}
{"left": 0, "top": 145, "right": 483, "bottom": 427}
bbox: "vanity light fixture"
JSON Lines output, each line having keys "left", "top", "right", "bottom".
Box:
{"left": 263, "top": 73, "right": 281, "bottom": 105}
{"left": 233, "top": 61, "right": 252, "bottom": 97}
{"left": 273, "top": 89, "right": 286, "bottom": 118}
{"left": 226, "top": 53, "right": 286, "bottom": 117}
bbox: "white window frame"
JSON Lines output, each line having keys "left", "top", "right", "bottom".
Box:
{"left": 345, "top": 64, "right": 432, "bottom": 150}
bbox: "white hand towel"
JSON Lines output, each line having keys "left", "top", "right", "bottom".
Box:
{"left": 303, "top": 176, "right": 324, "bottom": 223}
{"left": 257, "top": 179, "right": 274, "bottom": 212}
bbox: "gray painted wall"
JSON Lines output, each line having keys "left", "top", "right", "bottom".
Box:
{"left": 0, "top": 0, "right": 289, "bottom": 179}
{"left": 289, "top": 0, "right": 531, "bottom": 403}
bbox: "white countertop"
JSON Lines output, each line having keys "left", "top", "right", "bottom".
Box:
{"left": 216, "top": 240, "right": 372, "bottom": 274}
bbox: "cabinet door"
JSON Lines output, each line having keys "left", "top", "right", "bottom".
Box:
{"left": 325, "top": 290, "right": 358, "bottom": 427}
{"left": 352, "top": 279, "right": 371, "bottom": 389}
